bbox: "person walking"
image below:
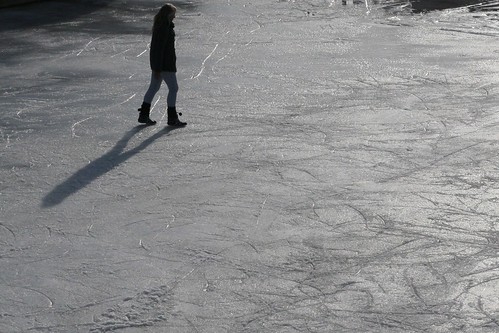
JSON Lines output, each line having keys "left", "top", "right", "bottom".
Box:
{"left": 137, "top": 3, "right": 186, "bottom": 126}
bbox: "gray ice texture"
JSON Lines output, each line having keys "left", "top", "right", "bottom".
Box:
{"left": 1, "top": 0, "right": 499, "bottom": 332}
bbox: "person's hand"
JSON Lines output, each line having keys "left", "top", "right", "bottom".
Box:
{"left": 153, "top": 71, "right": 161, "bottom": 79}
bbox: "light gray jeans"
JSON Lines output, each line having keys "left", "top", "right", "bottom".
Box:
{"left": 143, "top": 71, "right": 178, "bottom": 107}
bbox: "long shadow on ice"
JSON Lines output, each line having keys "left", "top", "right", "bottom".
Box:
{"left": 42, "top": 125, "right": 177, "bottom": 208}
{"left": 0, "top": 0, "right": 199, "bottom": 32}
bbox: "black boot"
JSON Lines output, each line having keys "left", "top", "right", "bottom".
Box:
{"left": 138, "top": 102, "right": 156, "bottom": 125}
{"left": 167, "top": 107, "right": 186, "bottom": 127}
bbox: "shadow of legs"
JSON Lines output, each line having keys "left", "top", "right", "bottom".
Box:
{"left": 42, "top": 126, "right": 177, "bottom": 208}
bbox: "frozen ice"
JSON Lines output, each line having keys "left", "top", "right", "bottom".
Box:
{"left": 1, "top": 0, "right": 499, "bottom": 332}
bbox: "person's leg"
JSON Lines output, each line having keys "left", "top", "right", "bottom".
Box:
{"left": 138, "top": 72, "right": 162, "bottom": 125}
{"left": 162, "top": 72, "right": 186, "bottom": 126}
{"left": 143, "top": 72, "right": 163, "bottom": 104}
{"left": 161, "top": 72, "right": 178, "bottom": 107}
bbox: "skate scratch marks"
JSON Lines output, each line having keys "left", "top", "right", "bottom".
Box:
{"left": 191, "top": 43, "right": 219, "bottom": 79}
{"left": 364, "top": 0, "right": 371, "bottom": 14}
{"left": 137, "top": 43, "right": 150, "bottom": 58}
{"left": 151, "top": 97, "right": 161, "bottom": 111}
{"left": 250, "top": 20, "right": 262, "bottom": 33}
{"left": 0, "top": 222, "right": 16, "bottom": 239}
{"left": 157, "top": 106, "right": 168, "bottom": 126}
{"left": 212, "top": 47, "right": 233, "bottom": 72}
{"left": 77, "top": 37, "right": 101, "bottom": 56}
{"left": 111, "top": 48, "right": 131, "bottom": 58}
{"left": 16, "top": 286, "right": 54, "bottom": 308}
{"left": 120, "top": 93, "right": 136, "bottom": 105}
{"left": 71, "top": 117, "right": 93, "bottom": 138}
{"left": 139, "top": 239, "right": 149, "bottom": 251}
{"left": 256, "top": 195, "right": 269, "bottom": 225}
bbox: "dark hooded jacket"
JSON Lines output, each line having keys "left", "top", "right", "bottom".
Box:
{"left": 149, "top": 22, "right": 176, "bottom": 72}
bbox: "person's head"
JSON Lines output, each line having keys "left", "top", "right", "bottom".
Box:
{"left": 154, "top": 3, "right": 177, "bottom": 30}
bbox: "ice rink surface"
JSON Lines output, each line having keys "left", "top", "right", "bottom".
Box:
{"left": 1, "top": 0, "right": 499, "bottom": 332}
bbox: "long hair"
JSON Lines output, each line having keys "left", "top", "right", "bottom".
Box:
{"left": 153, "top": 3, "right": 176, "bottom": 31}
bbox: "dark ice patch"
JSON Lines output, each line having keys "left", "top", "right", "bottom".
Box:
{"left": 409, "top": 0, "right": 484, "bottom": 12}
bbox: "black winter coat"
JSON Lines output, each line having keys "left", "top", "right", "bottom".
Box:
{"left": 150, "top": 22, "right": 176, "bottom": 72}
